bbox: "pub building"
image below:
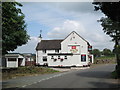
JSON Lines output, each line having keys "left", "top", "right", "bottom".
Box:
{"left": 36, "top": 31, "right": 94, "bottom": 67}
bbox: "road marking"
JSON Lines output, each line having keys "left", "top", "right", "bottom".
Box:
{"left": 21, "top": 68, "right": 90, "bottom": 88}
{"left": 21, "top": 72, "right": 68, "bottom": 88}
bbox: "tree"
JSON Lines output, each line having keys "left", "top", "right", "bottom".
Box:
{"left": 102, "top": 48, "right": 112, "bottom": 56}
{"left": 2, "top": 2, "right": 29, "bottom": 55}
{"left": 93, "top": 2, "right": 120, "bottom": 78}
{"left": 91, "top": 49, "right": 101, "bottom": 58}
{"left": 98, "top": 17, "right": 120, "bottom": 41}
{"left": 93, "top": 2, "right": 120, "bottom": 22}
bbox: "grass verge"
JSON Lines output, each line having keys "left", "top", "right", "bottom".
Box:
{"left": 111, "top": 70, "right": 118, "bottom": 79}
{"left": 2, "top": 66, "right": 59, "bottom": 80}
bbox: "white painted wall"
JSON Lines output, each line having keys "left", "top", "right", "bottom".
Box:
{"left": 48, "top": 55, "right": 72, "bottom": 66}
{"left": 6, "top": 55, "right": 25, "bottom": 67}
{"left": 36, "top": 50, "right": 56, "bottom": 65}
{"left": 61, "top": 32, "right": 88, "bottom": 54}
{"left": 61, "top": 32, "right": 89, "bottom": 66}
{"left": 21, "top": 58, "right": 25, "bottom": 66}
{"left": 36, "top": 31, "right": 92, "bottom": 67}
{"left": 6, "top": 58, "right": 18, "bottom": 67}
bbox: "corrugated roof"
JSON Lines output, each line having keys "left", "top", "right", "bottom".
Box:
{"left": 36, "top": 40, "right": 63, "bottom": 50}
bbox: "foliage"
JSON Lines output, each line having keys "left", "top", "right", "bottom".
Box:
{"left": 102, "top": 48, "right": 113, "bottom": 56}
{"left": 91, "top": 49, "right": 101, "bottom": 58}
{"left": 112, "top": 70, "right": 118, "bottom": 79}
{"left": 93, "top": 2, "right": 120, "bottom": 22}
{"left": 2, "top": 2, "right": 29, "bottom": 54}
{"left": 113, "top": 45, "right": 120, "bottom": 54}
{"left": 93, "top": 2, "right": 120, "bottom": 78}
{"left": 99, "top": 17, "right": 120, "bottom": 42}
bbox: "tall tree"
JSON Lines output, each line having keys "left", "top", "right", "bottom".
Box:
{"left": 2, "top": 2, "right": 29, "bottom": 55}
{"left": 102, "top": 48, "right": 112, "bottom": 56}
{"left": 99, "top": 17, "right": 120, "bottom": 41}
{"left": 93, "top": 2, "right": 120, "bottom": 22}
{"left": 93, "top": 2, "right": 120, "bottom": 78}
{"left": 91, "top": 49, "right": 101, "bottom": 58}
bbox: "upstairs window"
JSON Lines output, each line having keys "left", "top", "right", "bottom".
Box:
{"left": 55, "top": 50, "right": 59, "bottom": 53}
{"left": 43, "top": 50, "right": 46, "bottom": 53}
{"left": 51, "top": 56, "right": 54, "bottom": 59}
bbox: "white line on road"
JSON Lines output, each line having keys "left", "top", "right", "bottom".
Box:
{"left": 21, "top": 67, "right": 90, "bottom": 88}
{"left": 21, "top": 73, "right": 67, "bottom": 88}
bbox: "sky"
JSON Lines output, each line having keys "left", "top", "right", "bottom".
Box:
{"left": 12, "top": 1, "right": 114, "bottom": 54}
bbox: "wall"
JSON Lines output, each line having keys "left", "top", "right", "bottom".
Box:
{"left": 36, "top": 50, "right": 55, "bottom": 65}
{"left": 36, "top": 32, "right": 90, "bottom": 66}
{"left": 18, "top": 55, "right": 25, "bottom": 66}
{"left": 6, "top": 58, "right": 18, "bottom": 67}
{"left": 48, "top": 55, "right": 72, "bottom": 66}
{"left": 20, "top": 58, "right": 25, "bottom": 66}
{"left": 61, "top": 32, "right": 89, "bottom": 66}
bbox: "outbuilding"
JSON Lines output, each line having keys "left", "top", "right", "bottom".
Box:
{"left": 5, "top": 53, "right": 25, "bottom": 68}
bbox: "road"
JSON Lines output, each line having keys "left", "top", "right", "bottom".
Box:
{"left": 2, "top": 64, "right": 120, "bottom": 88}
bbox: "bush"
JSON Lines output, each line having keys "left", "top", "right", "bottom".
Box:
{"left": 112, "top": 70, "right": 118, "bottom": 79}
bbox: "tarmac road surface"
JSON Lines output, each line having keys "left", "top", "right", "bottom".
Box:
{"left": 2, "top": 64, "right": 119, "bottom": 88}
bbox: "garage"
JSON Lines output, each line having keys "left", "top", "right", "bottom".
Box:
{"left": 5, "top": 53, "right": 25, "bottom": 68}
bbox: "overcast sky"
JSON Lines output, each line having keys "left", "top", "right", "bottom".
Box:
{"left": 12, "top": 2, "right": 114, "bottom": 53}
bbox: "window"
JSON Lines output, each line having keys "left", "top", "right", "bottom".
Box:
{"left": 8, "top": 58, "right": 16, "bottom": 61}
{"left": 81, "top": 54, "right": 86, "bottom": 62}
{"left": 51, "top": 56, "right": 54, "bottom": 59}
{"left": 55, "top": 50, "right": 59, "bottom": 53}
{"left": 58, "top": 56, "right": 60, "bottom": 59}
{"left": 64, "top": 56, "right": 67, "bottom": 59}
{"left": 43, "top": 50, "right": 46, "bottom": 53}
{"left": 43, "top": 56, "right": 47, "bottom": 61}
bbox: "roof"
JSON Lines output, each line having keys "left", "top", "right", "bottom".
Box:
{"left": 36, "top": 31, "right": 91, "bottom": 50}
{"left": 5, "top": 53, "right": 24, "bottom": 57}
{"left": 36, "top": 40, "right": 63, "bottom": 50}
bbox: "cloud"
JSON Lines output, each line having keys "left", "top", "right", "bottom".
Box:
{"left": 12, "top": 37, "right": 39, "bottom": 53}
{"left": 16, "top": 0, "right": 93, "bottom": 2}
{"left": 47, "top": 19, "right": 114, "bottom": 50}
{"left": 21, "top": 2, "right": 102, "bottom": 28}
{"left": 56, "top": 2, "right": 94, "bottom": 13}
{"left": 86, "top": 32, "right": 114, "bottom": 50}
{"left": 47, "top": 20, "right": 86, "bottom": 39}
{"left": 12, "top": 2, "right": 114, "bottom": 53}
